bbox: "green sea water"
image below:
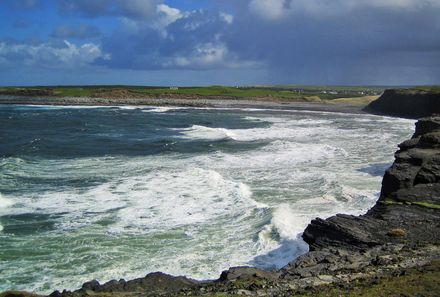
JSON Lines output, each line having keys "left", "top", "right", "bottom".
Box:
{"left": 0, "top": 105, "right": 414, "bottom": 293}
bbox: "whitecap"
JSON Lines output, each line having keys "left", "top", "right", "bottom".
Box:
{"left": 0, "top": 193, "right": 14, "bottom": 209}
{"left": 175, "top": 125, "right": 234, "bottom": 140}
{"left": 142, "top": 106, "right": 184, "bottom": 113}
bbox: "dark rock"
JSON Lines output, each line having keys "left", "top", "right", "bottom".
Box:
{"left": 219, "top": 267, "right": 278, "bottom": 282}
{"left": 387, "top": 228, "right": 407, "bottom": 237}
{"left": 296, "top": 115, "right": 440, "bottom": 280}
{"left": 81, "top": 280, "right": 100, "bottom": 291}
{"left": 364, "top": 89, "right": 440, "bottom": 119}
{"left": 414, "top": 116, "right": 440, "bottom": 136}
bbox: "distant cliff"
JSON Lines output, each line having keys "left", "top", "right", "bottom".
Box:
{"left": 365, "top": 88, "right": 440, "bottom": 119}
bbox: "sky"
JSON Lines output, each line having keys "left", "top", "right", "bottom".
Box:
{"left": 0, "top": 0, "right": 439, "bottom": 86}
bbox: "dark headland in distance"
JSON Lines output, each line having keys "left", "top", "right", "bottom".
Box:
{"left": 1, "top": 86, "right": 440, "bottom": 297}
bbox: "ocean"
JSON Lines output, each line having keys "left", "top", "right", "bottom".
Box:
{"left": 0, "top": 105, "right": 414, "bottom": 293}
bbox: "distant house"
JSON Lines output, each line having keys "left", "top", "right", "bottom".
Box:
{"left": 170, "top": 87, "right": 179, "bottom": 90}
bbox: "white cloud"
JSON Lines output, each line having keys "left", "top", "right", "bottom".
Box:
{"left": 154, "top": 4, "right": 184, "bottom": 37}
{"left": 0, "top": 40, "right": 108, "bottom": 68}
{"left": 165, "top": 42, "right": 260, "bottom": 69}
{"left": 220, "top": 12, "right": 234, "bottom": 24}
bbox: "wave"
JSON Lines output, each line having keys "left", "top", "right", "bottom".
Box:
{"left": 142, "top": 106, "right": 184, "bottom": 113}
{"left": 0, "top": 193, "right": 14, "bottom": 209}
{"left": 6, "top": 165, "right": 268, "bottom": 234}
{"left": 175, "top": 125, "right": 236, "bottom": 141}
{"left": 0, "top": 193, "right": 14, "bottom": 232}
{"left": 252, "top": 204, "right": 310, "bottom": 269}
{"left": 174, "top": 120, "right": 333, "bottom": 142}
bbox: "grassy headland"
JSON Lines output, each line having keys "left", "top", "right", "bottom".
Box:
{"left": 0, "top": 85, "right": 386, "bottom": 102}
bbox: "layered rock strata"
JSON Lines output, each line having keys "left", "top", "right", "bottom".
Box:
{"left": 365, "top": 89, "right": 440, "bottom": 118}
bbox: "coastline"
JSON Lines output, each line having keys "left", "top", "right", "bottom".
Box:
{"left": 54, "top": 115, "right": 439, "bottom": 296}
{"left": 0, "top": 95, "right": 369, "bottom": 115}
{"left": 0, "top": 98, "right": 440, "bottom": 297}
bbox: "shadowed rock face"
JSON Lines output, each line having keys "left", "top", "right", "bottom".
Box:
{"left": 5, "top": 117, "right": 440, "bottom": 297}
{"left": 364, "top": 89, "right": 440, "bottom": 119}
{"left": 302, "top": 115, "right": 440, "bottom": 250}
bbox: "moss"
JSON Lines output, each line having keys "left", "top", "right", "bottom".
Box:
{"left": 412, "top": 201, "right": 440, "bottom": 209}
{"left": 297, "top": 260, "right": 440, "bottom": 297}
{"left": 381, "top": 198, "right": 440, "bottom": 209}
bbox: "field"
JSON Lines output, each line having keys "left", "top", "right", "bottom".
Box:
{"left": 0, "top": 85, "right": 387, "bottom": 102}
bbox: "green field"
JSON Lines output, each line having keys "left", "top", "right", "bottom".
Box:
{"left": 0, "top": 85, "right": 390, "bottom": 101}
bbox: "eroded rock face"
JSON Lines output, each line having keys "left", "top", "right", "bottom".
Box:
{"left": 365, "top": 89, "right": 440, "bottom": 119}
{"left": 302, "top": 115, "right": 440, "bottom": 252}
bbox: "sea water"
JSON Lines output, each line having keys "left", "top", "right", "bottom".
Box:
{"left": 0, "top": 105, "right": 414, "bottom": 293}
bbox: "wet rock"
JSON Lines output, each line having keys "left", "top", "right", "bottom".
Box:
{"left": 387, "top": 228, "right": 407, "bottom": 237}
{"left": 219, "top": 267, "right": 278, "bottom": 282}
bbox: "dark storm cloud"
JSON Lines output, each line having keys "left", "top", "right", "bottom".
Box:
{"left": 51, "top": 25, "right": 101, "bottom": 39}
{"left": 218, "top": 0, "right": 440, "bottom": 84}
{"left": 85, "top": 0, "right": 440, "bottom": 84}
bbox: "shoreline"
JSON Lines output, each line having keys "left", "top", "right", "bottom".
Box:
{"left": 0, "top": 95, "right": 369, "bottom": 115}
{"left": 3, "top": 101, "right": 439, "bottom": 297}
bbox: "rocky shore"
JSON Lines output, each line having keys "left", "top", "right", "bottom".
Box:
{"left": 365, "top": 88, "right": 440, "bottom": 119}
{"left": 3, "top": 116, "right": 439, "bottom": 297}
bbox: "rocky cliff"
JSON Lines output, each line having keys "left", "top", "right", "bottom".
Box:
{"left": 365, "top": 88, "right": 440, "bottom": 119}
{"left": 3, "top": 116, "right": 440, "bottom": 297}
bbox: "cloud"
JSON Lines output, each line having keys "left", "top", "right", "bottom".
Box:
{"left": 153, "top": 4, "right": 184, "bottom": 37}
{"left": 96, "top": 8, "right": 255, "bottom": 70}
{"left": 0, "top": 40, "right": 109, "bottom": 69}
{"left": 2, "top": 0, "right": 439, "bottom": 85}
{"left": 196, "top": 0, "right": 438, "bottom": 85}
{"left": 249, "top": 0, "right": 286, "bottom": 21}
{"left": 248, "top": 0, "right": 440, "bottom": 20}
{"left": 51, "top": 25, "right": 101, "bottom": 39}
{"left": 58, "top": 0, "right": 160, "bottom": 19}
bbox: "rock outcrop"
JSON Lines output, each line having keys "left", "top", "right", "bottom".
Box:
{"left": 5, "top": 116, "right": 440, "bottom": 297}
{"left": 365, "top": 89, "right": 440, "bottom": 119}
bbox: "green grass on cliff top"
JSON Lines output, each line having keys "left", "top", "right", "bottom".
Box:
{"left": 0, "top": 85, "right": 386, "bottom": 101}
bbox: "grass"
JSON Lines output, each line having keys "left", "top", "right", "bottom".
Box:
{"left": 297, "top": 260, "right": 440, "bottom": 297}
{"left": 381, "top": 198, "right": 440, "bottom": 209}
{"left": 0, "top": 85, "right": 385, "bottom": 102}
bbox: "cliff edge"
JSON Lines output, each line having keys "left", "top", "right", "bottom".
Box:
{"left": 364, "top": 88, "right": 440, "bottom": 119}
